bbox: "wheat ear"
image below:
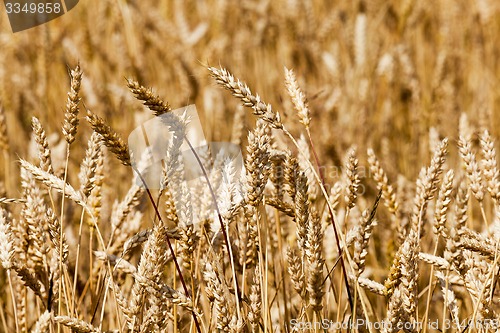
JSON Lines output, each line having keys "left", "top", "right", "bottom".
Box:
{"left": 284, "top": 67, "right": 310, "bottom": 127}
{"left": 62, "top": 64, "right": 83, "bottom": 145}
{"left": 458, "top": 135, "right": 485, "bottom": 202}
{"left": 480, "top": 130, "right": 500, "bottom": 201}
{"left": 208, "top": 66, "right": 283, "bottom": 128}
{"left": 53, "top": 316, "right": 99, "bottom": 333}
{"left": 126, "top": 78, "right": 171, "bottom": 116}
{"left": 31, "top": 117, "right": 53, "bottom": 174}
{"left": 86, "top": 109, "right": 131, "bottom": 166}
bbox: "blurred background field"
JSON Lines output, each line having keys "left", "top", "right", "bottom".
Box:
{"left": 2, "top": 1, "right": 500, "bottom": 332}
{"left": 1, "top": 0, "right": 500, "bottom": 185}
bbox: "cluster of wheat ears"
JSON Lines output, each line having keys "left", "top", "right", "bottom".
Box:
{"left": 0, "top": 62, "right": 499, "bottom": 333}
{"left": 1, "top": 0, "right": 500, "bottom": 333}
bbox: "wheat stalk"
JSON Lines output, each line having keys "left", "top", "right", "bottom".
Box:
{"left": 19, "top": 159, "right": 89, "bottom": 213}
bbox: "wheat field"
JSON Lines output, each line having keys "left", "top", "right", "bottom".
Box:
{"left": 1, "top": 0, "right": 500, "bottom": 332}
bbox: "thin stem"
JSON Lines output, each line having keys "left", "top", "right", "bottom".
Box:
{"left": 133, "top": 167, "right": 202, "bottom": 333}
{"left": 98, "top": 267, "right": 110, "bottom": 333}
{"left": 352, "top": 275, "right": 358, "bottom": 324}
{"left": 184, "top": 138, "right": 243, "bottom": 317}
{"left": 72, "top": 209, "right": 86, "bottom": 316}
{"left": 422, "top": 241, "right": 439, "bottom": 333}
{"left": 6, "top": 270, "right": 19, "bottom": 333}
{"left": 304, "top": 127, "right": 354, "bottom": 311}
{"left": 479, "top": 202, "right": 489, "bottom": 229}
{"left": 273, "top": 208, "right": 290, "bottom": 331}
{"left": 58, "top": 145, "right": 70, "bottom": 333}
{"left": 0, "top": 299, "right": 9, "bottom": 333}
{"left": 442, "top": 268, "right": 450, "bottom": 333}
{"left": 90, "top": 228, "right": 94, "bottom": 296}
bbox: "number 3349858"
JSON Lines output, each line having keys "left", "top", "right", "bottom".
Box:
{"left": 5, "top": 2, "right": 62, "bottom": 14}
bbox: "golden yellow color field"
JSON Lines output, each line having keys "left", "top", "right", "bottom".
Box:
{"left": 0, "top": 1, "right": 500, "bottom": 332}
